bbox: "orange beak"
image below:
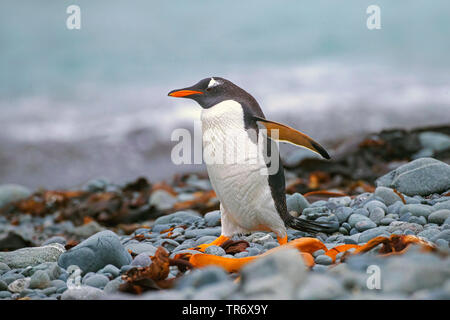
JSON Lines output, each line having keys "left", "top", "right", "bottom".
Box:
{"left": 168, "top": 89, "right": 203, "bottom": 97}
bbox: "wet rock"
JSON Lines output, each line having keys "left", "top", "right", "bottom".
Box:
{"left": 335, "top": 207, "right": 353, "bottom": 223}
{"left": 0, "top": 244, "right": 65, "bottom": 269}
{"left": 348, "top": 214, "right": 371, "bottom": 228}
{"left": 355, "top": 220, "right": 377, "bottom": 232}
{"left": 58, "top": 231, "right": 132, "bottom": 274}
{"left": 376, "top": 158, "right": 450, "bottom": 196}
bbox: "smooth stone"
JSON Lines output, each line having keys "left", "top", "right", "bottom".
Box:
{"left": 130, "top": 253, "right": 152, "bottom": 267}
{"left": 58, "top": 231, "right": 132, "bottom": 274}
{"left": 0, "top": 291, "right": 12, "bottom": 299}
{"left": 61, "top": 286, "right": 106, "bottom": 300}
{"left": 364, "top": 200, "right": 388, "bottom": 213}
{"left": 315, "top": 255, "right": 333, "bottom": 265}
{"left": 348, "top": 214, "right": 371, "bottom": 228}
{"left": 29, "top": 270, "right": 51, "bottom": 289}
{"left": 42, "top": 236, "right": 67, "bottom": 246}
{"left": 387, "top": 221, "right": 424, "bottom": 234}
{"left": 428, "top": 209, "right": 450, "bottom": 224}
{"left": 240, "top": 248, "right": 308, "bottom": 299}
{"left": 341, "top": 222, "right": 351, "bottom": 231}
{"left": 432, "top": 200, "right": 450, "bottom": 212}
{"left": 0, "top": 262, "right": 11, "bottom": 274}
{"left": 98, "top": 264, "right": 120, "bottom": 278}
{"left": 154, "top": 210, "right": 203, "bottom": 225}
{"left": 71, "top": 221, "right": 106, "bottom": 238}
{"left": 408, "top": 216, "right": 427, "bottom": 226}
{"left": 234, "top": 252, "right": 249, "bottom": 258}
{"left": 204, "top": 245, "right": 226, "bottom": 256}
{"left": 82, "top": 274, "right": 109, "bottom": 289}
{"left": 380, "top": 217, "right": 394, "bottom": 225}
{"left": 302, "top": 206, "right": 330, "bottom": 220}
{"left": 185, "top": 227, "right": 221, "bottom": 239}
{"left": 431, "top": 230, "right": 450, "bottom": 243}
{"left": 417, "top": 228, "right": 441, "bottom": 240}
{"left": 374, "top": 187, "right": 403, "bottom": 206}
{"left": 176, "top": 266, "right": 229, "bottom": 289}
{"left": 329, "top": 196, "right": 352, "bottom": 207}
{"left": 0, "top": 184, "right": 31, "bottom": 208}
{"left": 335, "top": 207, "right": 353, "bottom": 223}
{"left": 435, "top": 239, "right": 449, "bottom": 248}
{"left": 338, "top": 227, "right": 349, "bottom": 235}
{"left": 296, "top": 274, "right": 345, "bottom": 299}
{"left": 50, "top": 279, "right": 66, "bottom": 289}
{"left": 400, "top": 204, "right": 432, "bottom": 218}
{"left": 419, "top": 132, "right": 450, "bottom": 152}
{"left": 355, "top": 220, "right": 377, "bottom": 232}
{"left": 7, "top": 278, "right": 30, "bottom": 293}
{"left": 263, "top": 242, "right": 279, "bottom": 250}
{"left": 376, "top": 158, "right": 450, "bottom": 196}
{"left": 387, "top": 201, "right": 404, "bottom": 215}
{"left": 359, "top": 227, "right": 390, "bottom": 243}
{"left": 0, "top": 244, "right": 65, "bottom": 269}
{"left": 369, "top": 207, "right": 385, "bottom": 224}
{"left": 149, "top": 189, "right": 177, "bottom": 211}
{"left": 204, "top": 210, "right": 221, "bottom": 227}
{"left": 103, "top": 277, "right": 125, "bottom": 294}
{"left": 354, "top": 208, "right": 369, "bottom": 217}
{"left": 124, "top": 242, "right": 157, "bottom": 256}
{"left": 286, "top": 193, "right": 310, "bottom": 214}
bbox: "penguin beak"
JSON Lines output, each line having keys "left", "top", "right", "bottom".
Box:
{"left": 168, "top": 87, "right": 204, "bottom": 98}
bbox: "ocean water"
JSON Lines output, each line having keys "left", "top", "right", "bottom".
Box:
{"left": 1, "top": 0, "right": 449, "bottom": 188}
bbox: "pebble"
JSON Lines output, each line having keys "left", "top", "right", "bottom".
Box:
{"left": 0, "top": 244, "right": 65, "bottom": 269}
{"left": 98, "top": 264, "right": 120, "bottom": 278}
{"left": 0, "top": 184, "right": 31, "bottom": 208}
{"left": 315, "top": 255, "right": 333, "bottom": 265}
{"left": 428, "top": 209, "right": 450, "bottom": 224}
{"left": 154, "top": 210, "right": 202, "bottom": 225}
{"left": 204, "top": 210, "right": 221, "bottom": 227}
{"left": 431, "top": 230, "right": 450, "bottom": 243}
{"left": 82, "top": 274, "right": 109, "bottom": 289}
{"left": 355, "top": 220, "right": 377, "bottom": 232}
{"left": 204, "top": 245, "right": 226, "bottom": 256}
{"left": 130, "top": 253, "right": 152, "bottom": 267}
{"left": 368, "top": 207, "right": 385, "bottom": 224}
{"left": 376, "top": 157, "right": 450, "bottom": 196}
{"left": 29, "top": 270, "right": 51, "bottom": 289}
{"left": 58, "top": 230, "right": 132, "bottom": 274}
{"left": 348, "top": 214, "right": 371, "bottom": 228}
{"left": 61, "top": 286, "right": 106, "bottom": 300}
{"left": 7, "top": 278, "right": 30, "bottom": 293}
{"left": 374, "top": 187, "right": 403, "bottom": 206}
{"left": 359, "top": 227, "right": 390, "bottom": 243}
{"left": 286, "top": 193, "right": 310, "bottom": 214}
{"left": 335, "top": 207, "right": 353, "bottom": 223}
{"left": 400, "top": 204, "right": 432, "bottom": 218}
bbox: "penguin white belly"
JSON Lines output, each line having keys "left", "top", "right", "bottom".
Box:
{"left": 201, "top": 100, "right": 286, "bottom": 237}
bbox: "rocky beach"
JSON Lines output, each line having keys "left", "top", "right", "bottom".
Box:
{"left": 0, "top": 125, "right": 449, "bottom": 300}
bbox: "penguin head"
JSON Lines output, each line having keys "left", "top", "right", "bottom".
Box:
{"left": 168, "top": 77, "right": 248, "bottom": 109}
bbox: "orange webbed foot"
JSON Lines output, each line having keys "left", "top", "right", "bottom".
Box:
{"left": 277, "top": 235, "right": 288, "bottom": 246}
{"left": 190, "top": 235, "right": 230, "bottom": 252}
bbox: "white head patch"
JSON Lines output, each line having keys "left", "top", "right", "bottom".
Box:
{"left": 207, "top": 78, "right": 220, "bottom": 89}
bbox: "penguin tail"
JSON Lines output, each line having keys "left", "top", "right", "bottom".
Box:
{"left": 286, "top": 216, "right": 335, "bottom": 234}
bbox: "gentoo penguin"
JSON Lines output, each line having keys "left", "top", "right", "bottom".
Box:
{"left": 168, "top": 77, "right": 332, "bottom": 250}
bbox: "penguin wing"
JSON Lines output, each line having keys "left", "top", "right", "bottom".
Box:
{"left": 253, "top": 116, "right": 330, "bottom": 159}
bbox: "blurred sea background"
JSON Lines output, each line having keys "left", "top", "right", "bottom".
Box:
{"left": 1, "top": 0, "right": 449, "bottom": 189}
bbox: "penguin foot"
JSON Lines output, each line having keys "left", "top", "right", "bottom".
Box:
{"left": 191, "top": 235, "right": 230, "bottom": 252}
{"left": 277, "top": 235, "right": 288, "bottom": 246}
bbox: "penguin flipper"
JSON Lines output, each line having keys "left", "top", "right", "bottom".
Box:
{"left": 254, "top": 116, "right": 330, "bottom": 160}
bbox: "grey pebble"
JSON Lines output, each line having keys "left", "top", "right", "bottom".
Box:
{"left": 315, "top": 255, "right": 333, "bottom": 265}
